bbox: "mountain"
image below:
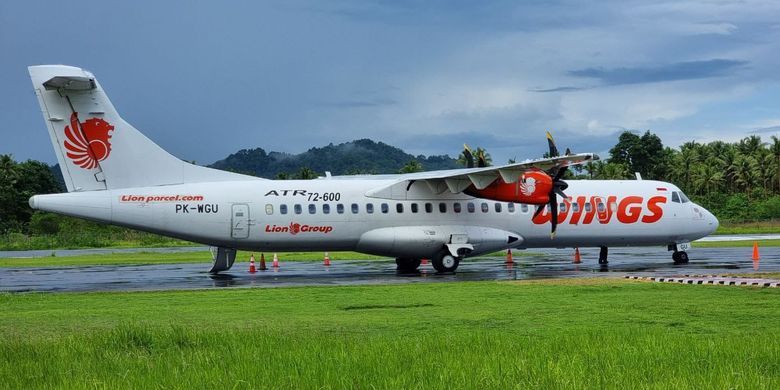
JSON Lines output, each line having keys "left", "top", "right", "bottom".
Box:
{"left": 209, "top": 139, "right": 459, "bottom": 178}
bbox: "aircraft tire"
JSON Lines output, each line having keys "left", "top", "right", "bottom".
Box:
{"left": 395, "top": 258, "right": 421, "bottom": 272}
{"left": 673, "top": 251, "right": 689, "bottom": 264}
{"left": 432, "top": 251, "right": 460, "bottom": 273}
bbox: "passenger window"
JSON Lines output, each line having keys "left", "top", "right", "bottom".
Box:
{"left": 671, "top": 192, "right": 680, "bottom": 203}
{"left": 572, "top": 203, "right": 579, "bottom": 213}
{"left": 351, "top": 203, "right": 359, "bottom": 214}
{"left": 411, "top": 203, "right": 419, "bottom": 213}
{"left": 265, "top": 204, "right": 274, "bottom": 215}
{"left": 495, "top": 203, "right": 502, "bottom": 213}
{"left": 439, "top": 203, "right": 447, "bottom": 213}
{"left": 481, "top": 203, "right": 489, "bottom": 213}
{"left": 559, "top": 203, "right": 566, "bottom": 213}
{"left": 597, "top": 201, "right": 606, "bottom": 212}
{"left": 294, "top": 204, "right": 302, "bottom": 214}
{"left": 508, "top": 203, "right": 516, "bottom": 213}
{"left": 323, "top": 204, "right": 330, "bottom": 214}
{"left": 337, "top": 204, "right": 344, "bottom": 214}
{"left": 519, "top": 204, "right": 526, "bottom": 213}
{"left": 425, "top": 203, "right": 433, "bottom": 213}
{"left": 381, "top": 203, "right": 389, "bottom": 214}
{"left": 454, "top": 203, "right": 462, "bottom": 213}
{"left": 609, "top": 202, "right": 617, "bottom": 212}
{"left": 467, "top": 202, "right": 475, "bottom": 213}
{"left": 396, "top": 203, "right": 404, "bottom": 213}
{"left": 366, "top": 203, "right": 374, "bottom": 214}
{"left": 280, "top": 204, "right": 288, "bottom": 215}
{"left": 585, "top": 202, "right": 592, "bottom": 212}
{"left": 309, "top": 204, "right": 316, "bottom": 214}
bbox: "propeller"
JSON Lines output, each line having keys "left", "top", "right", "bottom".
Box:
{"left": 533, "top": 131, "right": 572, "bottom": 238}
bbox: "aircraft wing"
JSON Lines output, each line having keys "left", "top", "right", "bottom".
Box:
{"left": 366, "top": 152, "right": 598, "bottom": 196}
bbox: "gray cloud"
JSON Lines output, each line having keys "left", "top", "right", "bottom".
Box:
{"left": 751, "top": 126, "right": 780, "bottom": 134}
{"left": 530, "top": 86, "right": 590, "bottom": 93}
{"left": 568, "top": 59, "right": 749, "bottom": 86}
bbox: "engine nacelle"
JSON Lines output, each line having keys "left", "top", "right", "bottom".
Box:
{"left": 465, "top": 171, "right": 552, "bottom": 205}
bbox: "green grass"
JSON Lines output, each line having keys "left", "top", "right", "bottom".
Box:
{"left": 715, "top": 219, "right": 780, "bottom": 234}
{"left": 693, "top": 239, "right": 780, "bottom": 248}
{"left": 1, "top": 279, "right": 778, "bottom": 388}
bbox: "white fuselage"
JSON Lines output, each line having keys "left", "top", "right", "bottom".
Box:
{"left": 30, "top": 177, "right": 719, "bottom": 259}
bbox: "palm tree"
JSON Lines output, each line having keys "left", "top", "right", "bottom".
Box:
{"left": 294, "top": 167, "right": 318, "bottom": 180}
{"left": 737, "top": 135, "right": 764, "bottom": 157}
{"left": 692, "top": 164, "right": 723, "bottom": 195}
{"left": 671, "top": 146, "right": 699, "bottom": 190}
{"left": 399, "top": 160, "right": 423, "bottom": 173}
{"left": 771, "top": 135, "right": 780, "bottom": 193}
{"left": 599, "top": 163, "right": 629, "bottom": 179}
{"left": 732, "top": 155, "right": 759, "bottom": 195}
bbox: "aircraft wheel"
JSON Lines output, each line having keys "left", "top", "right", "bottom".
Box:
{"left": 395, "top": 258, "right": 421, "bottom": 272}
{"left": 673, "top": 251, "right": 689, "bottom": 264}
{"left": 432, "top": 251, "right": 460, "bottom": 273}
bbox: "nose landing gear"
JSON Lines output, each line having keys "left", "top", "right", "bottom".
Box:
{"left": 672, "top": 251, "right": 689, "bottom": 264}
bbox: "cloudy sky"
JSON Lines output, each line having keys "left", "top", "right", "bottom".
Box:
{"left": 2, "top": 0, "right": 779, "bottom": 165}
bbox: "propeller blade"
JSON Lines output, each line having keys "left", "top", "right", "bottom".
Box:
{"left": 545, "top": 131, "right": 559, "bottom": 157}
{"left": 549, "top": 196, "right": 558, "bottom": 238}
{"left": 553, "top": 166, "right": 568, "bottom": 182}
{"left": 533, "top": 204, "right": 545, "bottom": 219}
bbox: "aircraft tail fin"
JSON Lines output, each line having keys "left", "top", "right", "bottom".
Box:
{"left": 28, "top": 65, "right": 254, "bottom": 192}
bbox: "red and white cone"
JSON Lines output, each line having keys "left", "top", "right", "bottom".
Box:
{"left": 573, "top": 248, "right": 581, "bottom": 264}
{"left": 323, "top": 252, "right": 331, "bottom": 266}
{"left": 421, "top": 258, "right": 429, "bottom": 265}
{"left": 259, "top": 253, "right": 268, "bottom": 270}
{"left": 272, "top": 253, "right": 280, "bottom": 268}
{"left": 249, "top": 254, "right": 256, "bottom": 273}
{"left": 505, "top": 249, "right": 514, "bottom": 264}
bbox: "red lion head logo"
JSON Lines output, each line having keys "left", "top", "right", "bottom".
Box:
{"left": 289, "top": 222, "right": 301, "bottom": 235}
{"left": 63, "top": 112, "right": 114, "bottom": 169}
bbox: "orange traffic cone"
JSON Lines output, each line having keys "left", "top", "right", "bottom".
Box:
{"left": 573, "top": 248, "right": 581, "bottom": 264}
{"left": 505, "top": 249, "right": 513, "bottom": 264}
{"left": 249, "top": 254, "right": 256, "bottom": 273}
{"left": 259, "top": 253, "right": 267, "bottom": 270}
{"left": 323, "top": 252, "right": 331, "bottom": 266}
{"left": 272, "top": 253, "right": 280, "bottom": 268}
{"left": 752, "top": 241, "right": 761, "bottom": 261}
{"left": 421, "top": 259, "right": 429, "bottom": 265}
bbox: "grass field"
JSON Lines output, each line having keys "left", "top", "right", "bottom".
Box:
{"left": 693, "top": 238, "right": 780, "bottom": 248}
{"left": 715, "top": 219, "right": 780, "bottom": 234}
{"left": 1, "top": 279, "right": 778, "bottom": 388}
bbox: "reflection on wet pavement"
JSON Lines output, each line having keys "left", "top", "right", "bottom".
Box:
{"left": 1, "top": 246, "right": 778, "bottom": 292}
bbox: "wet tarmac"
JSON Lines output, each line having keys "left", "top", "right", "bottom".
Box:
{"left": 1, "top": 246, "right": 778, "bottom": 292}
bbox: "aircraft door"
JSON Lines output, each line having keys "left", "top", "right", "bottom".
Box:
{"left": 231, "top": 204, "right": 250, "bottom": 239}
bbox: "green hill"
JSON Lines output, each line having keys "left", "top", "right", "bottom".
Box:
{"left": 209, "top": 139, "right": 459, "bottom": 178}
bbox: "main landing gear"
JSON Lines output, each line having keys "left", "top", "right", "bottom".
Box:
{"left": 598, "top": 246, "right": 608, "bottom": 265}
{"left": 672, "top": 251, "right": 689, "bottom": 264}
{"left": 395, "top": 258, "right": 422, "bottom": 273}
{"left": 431, "top": 250, "right": 460, "bottom": 273}
{"left": 396, "top": 250, "right": 462, "bottom": 274}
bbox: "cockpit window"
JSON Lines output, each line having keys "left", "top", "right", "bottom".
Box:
{"left": 679, "top": 192, "right": 690, "bottom": 203}
{"left": 671, "top": 192, "right": 680, "bottom": 203}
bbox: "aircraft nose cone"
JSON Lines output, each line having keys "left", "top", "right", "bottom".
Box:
{"left": 704, "top": 208, "right": 719, "bottom": 235}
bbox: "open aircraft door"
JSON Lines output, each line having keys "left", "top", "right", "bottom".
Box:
{"left": 231, "top": 204, "right": 250, "bottom": 239}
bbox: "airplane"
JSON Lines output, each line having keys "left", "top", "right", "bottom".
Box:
{"left": 26, "top": 65, "right": 719, "bottom": 273}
